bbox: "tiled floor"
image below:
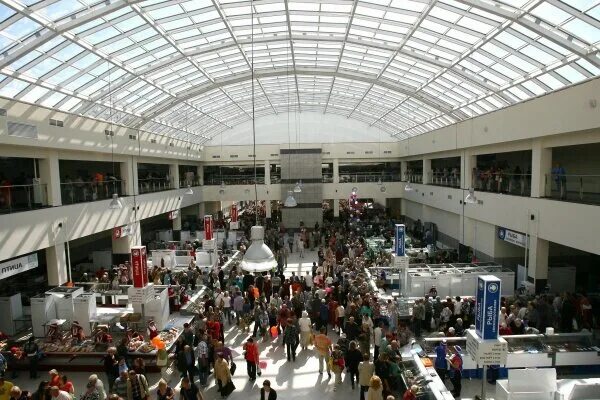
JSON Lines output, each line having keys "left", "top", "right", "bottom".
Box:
{"left": 6, "top": 251, "right": 498, "bottom": 399}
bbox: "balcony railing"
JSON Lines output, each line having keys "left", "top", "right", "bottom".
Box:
{"left": 270, "top": 174, "right": 281, "bottom": 184}
{"left": 205, "top": 175, "right": 265, "bottom": 185}
{"left": 322, "top": 173, "right": 334, "bottom": 183}
{"left": 0, "top": 183, "right": 48, "bottom": 214}
{"left": 339, "top": 173, "right": 402, "bottom": 183}
{"left": 61, "top": 180, "right": 126, "bottom": 205}
{"left": 404, "top": 174, "right": 423, "bottom": 184}
{"left": 428, "top": 171, "right": 460, "bottom": 188}
{"left": 545, "top": 174, "right": 600, "bottom": 205}
{"left": 180, "top": 179, "right": 201, "bottom": 188}
{"left": 138, "top": 178, "right": 172, "bottom": 194}
{"left": 473, "top": 171, "right": 531, "bottom": 197}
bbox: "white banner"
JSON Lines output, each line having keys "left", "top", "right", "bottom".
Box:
{"left": 498, "top": 227, "right": 527, "bottom": 248}
{"left": 0, "top": 253, "right": 39, "bottom": 280}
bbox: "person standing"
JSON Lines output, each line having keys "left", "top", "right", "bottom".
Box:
{"left": 358, "top": 353, "right": 374, "bottom": 400}
{"left": 156, "top": 379, "right": 174, "bottom": 400}
{"left": 367, "top": 376, "right": 383, "bottom": 400}
{"left": 23, "top": 338, "right": 39, "bottom": 379}
{"left": 113, "top": 371, "right": 129, "bottom": 399}
{"left": 243, "top": 338, "right": 260, "bottom": 381}
{"left": 434, "top": 340, "right": 448, "bottom": 382}
{"left": 282, "top": 319, "right": 299, "bottom": 362}
{"left": 345, "top": 341, "right": 363, "bottom": 390}
{"left": 298, "top": 237, "right": 305, "bottom": 259}
{"left": 447, "top": 345, "right": 463, "bottom": 398}
{"left": 126, "top": 370, "right": 149, "bottom": 400}
{"left": 179, "top": 377, "right": 204, "bottom": 400}
{"left": 260, "top": 380, "right": 277, "bottom": 400}
{"left": 373, "top": 322, "right": 383, "bottom": 362}
{"left": 331, "top": 345, "right": 345, "bottom": 391}
{"left": 313, "top": 327, "right": 332, "bottom": 378}
{"left": 298, "top": 311, "right": 312, "bottom": 350}
{"left": 214, "top": 353, "right": 232, "bottom": 397}
{"left": 103, "top": 348, "right": 118, "bottom": 393}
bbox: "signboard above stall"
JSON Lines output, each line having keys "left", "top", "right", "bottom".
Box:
{"left": 0, "top": 253, "right": 39, "bottom": 280}
{"left": 497, "top": 227, "right": 527, "bottom": 248}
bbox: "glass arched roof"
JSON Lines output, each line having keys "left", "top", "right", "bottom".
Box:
{"left": 0, "top": 0, "right": 599, "bottom": 144}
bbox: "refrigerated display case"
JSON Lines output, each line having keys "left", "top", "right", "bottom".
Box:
{"left": 503, "top": 334, "right": 553, "bottom": 368}
{"left": 543, "top": 332, "right": 600, "bottom": 366}
{"left": 397, "top": 354, "right": 454, "bottom": 400}
{"left": 421, "top": 337, "right": 478, "bottom": 371}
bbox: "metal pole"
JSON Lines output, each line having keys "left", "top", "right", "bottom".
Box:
{"left": 65, "top": 221, "right": 72, "bottom": 284}
{"left": 481, "top": 366, "right": 487, "bottom": 400}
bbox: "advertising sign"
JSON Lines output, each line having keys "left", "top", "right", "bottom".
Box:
{"left": 475, "top": 275, "right": 501, "bottom": 340}
{"left": 0, "top": 253, "right": 38, "bottom": 280}
{"left": 497, "top": 227, "right": 527, "bottom": 248}
{"left": 131, "top": 246, "right": 146, "bottom": 288}
{"left": 231, "top": 204, "right": 238, "bottom": 222}
{"left": 466, "top": 330, "right": 508, "bottom": 365}
{"left": 113, "top": 224, "right": 133, "bottom": 240}
{"left": 204, "top": 215, "right": 213, "bottom": 240}
{"left": 140, "top": 246, "right": 148, "bottom": 286}
{"left": 394, "top": 224, "right": 405, "bottom": 256}
{"left": 168, "top": 210, "right": 179, "bottom": 220}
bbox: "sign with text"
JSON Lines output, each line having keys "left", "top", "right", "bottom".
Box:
{"left": 204, "top": 215, "right": 213, "bottom": 240}
{"left": 466, "top": 329, "right": 508, "bottom": 365}
{"left": 497, "top": 227, "right": 527, "bottom": 248}
{"left": 0, "top": 253, "right": 38, "bottom": 280}
{"left": 394, "top": 224, "right": 405, "bottom": 256}
{"left": 127, "top": 284, "right": 154, "bottom": 304}
{"left": 140, "top": 246, "right": 148, "bottom": 286}
{"left": 113, "top": 224, "right": 134, "bottom": 240}
{"left": 394, "top": 255, "right": 409, "bottom": 269}
{"left": 231, "top": 204, "right": 238, "bottom": 223}
{"left": 131, "top": 246, "right": 148, "bottom": 288}
{"left": 475, "top": 275, "right": 501, "bottom": 340}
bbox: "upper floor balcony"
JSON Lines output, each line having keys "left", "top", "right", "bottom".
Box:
{"left": 545, "top": 174, "right": 600, "bottom": 205}
{"left": 0, "top": 182, "right": 48, "bottom": 214}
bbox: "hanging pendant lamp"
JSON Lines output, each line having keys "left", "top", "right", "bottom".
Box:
{"left": 464, "top": 188, "right": 477, "bottom": 204}
{"left": 184, "top": 185, "right": 194, "bottom": 195}
{"left": 293, "top": 181, "right": 302, "bottom": 193}
{"left": 109, "top": 193, "right": 123, "bottom": 209}
{"left": 404, "top": 182, "right": 414, "bottom": 192}
{"left": 284, "top": 190, "right": 298, "bottom": 207}
{"left": 241, "top": 1, "right": 276, "bottom": 273}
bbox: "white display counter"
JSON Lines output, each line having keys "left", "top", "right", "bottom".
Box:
{"left": 496, "top": 368, "right": 557, "bottom": 400}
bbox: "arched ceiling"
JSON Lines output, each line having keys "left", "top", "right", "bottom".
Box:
{"left": 0, "top": 0, "right": 599, "bottom": 144}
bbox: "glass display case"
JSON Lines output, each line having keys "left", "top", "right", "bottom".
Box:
{"left": 397, "top": 354, "right": 454, "bottom": 400}
{"left": 544, "top": 332, "right": 600, "bottom": 366}
{"left": 503, "top": 334, "right": 553, "bottom": 368}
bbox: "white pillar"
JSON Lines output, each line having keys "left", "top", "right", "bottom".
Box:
{"left": 333, "top": 158, "right": 339, "bottom": 183}
{"left": 264, "top": 161, "right": 270, "bottom": 185}
{"left": 461, "top": 152, "right": 476, "bottom": 189}
{"left": 38, "top": 151, "right": 61, "bottom": 206}
{"left": 528, "top": 236, "right": 549, "bottom": 292}
{"left": 172, "top": 213, "right": 182, "bottom": 231}
{"left": 170, "top": 163, "right": 180, "bottom": 189}
{"left": 400, "top": 161, "right": 408, "bottom": 181}
{"left": 531, "top": 140, "right": 552, "bottom": 198}
{"left": 423, "top": 158, "right": 432, "bottom": 184}
{"left": 46, "top": 243, "right": 68, "bottom": 286}
{"left": 334, "top": 199, "right": 340, "bottom": 217}
{"left": 198, "top": 166, "right": 204, "bottom": 186}
{"left": 120, "top": 157, "right": 138, "bottom": 196}
{"left": 265, "top": 200, "right": 272, "bottom": 219}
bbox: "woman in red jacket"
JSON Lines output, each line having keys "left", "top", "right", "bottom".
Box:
{"left": 243, "top": 337, "right": 260, "bottom": 381}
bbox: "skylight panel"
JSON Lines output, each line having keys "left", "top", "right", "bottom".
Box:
{"left": 0, "top": 79, "right": 28, "bottom": 98}
{"left": 421, "top": 19, "right": 449, "bottom": 34}
{"left": 148, "top": 4, "right": 184, "bottom": 20}
{"left": 429, "top": 6, "right": 462, "bottom": 23}
{"left": 496, "top": 31, "right": 526, "bottom": 49}
{"left": 537, "top": 72, "right": 564, "bottom": 89}
{"left": 532, "top": 3, "right": 572, "bottom": 26}
{"left": 85, "top": 27, "right": 121, "bottom": 45}
{"left": 562, "top": 19, "right": 600, "bottom": 43}
{"left": 555, "top": 64, "right": 587, "bottom": 83}
{"left": 4, "top": 18, "right": 41, "bottom": 39}
{"left": 288, "top": 2, "right": 320, "bottom": 12}
{"left": 28, "top": 58, "right": 61, "bottom": 79}
{"left": 390, "top": 0, "right": 427, "bottom": 13}
{"left": 39, "top": 0, "right": 83, "bottom": 20}
{"left": 9, "top": 50, "right": 41, "bottom": 70}
{"left": 445, "top": 28, "right": 480, "bottom": 44}
{"left": 456, "top": 16, "right": 494, "bottom": 34}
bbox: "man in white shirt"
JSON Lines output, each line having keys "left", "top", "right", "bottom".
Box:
{"left": 304, "top": 272, "right": 313, "bottom": 291}
{"left": 214, "top": 289, "right": 225, "bottom": 309}
{"left": 335, "top": 304, "right": 345, "bottom": 334}
{"left": 373, "top": 321, "right": 384, "bottom": 361}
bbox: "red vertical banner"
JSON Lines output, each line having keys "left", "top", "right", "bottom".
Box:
{"left": 131, "top": 246, "right": 145, "bottom": 288}
{"left": 140, "top": 246, "right": 148, "bottom": 286}
{"left": 231, "top": 203, "right": 238, "bottom": 223}
{"left": 204, "top": 215, "right": 213, "bottom": 240}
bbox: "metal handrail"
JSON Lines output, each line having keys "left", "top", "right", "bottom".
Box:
{"left": 0, "top": 182, "right": 48, "bottom": 213}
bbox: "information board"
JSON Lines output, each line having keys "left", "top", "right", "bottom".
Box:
{"left": 475, "top": 275, "right": 501, "bottom": 340}
{"left": 394, "top": 224, "right": 405, "bottom": 256}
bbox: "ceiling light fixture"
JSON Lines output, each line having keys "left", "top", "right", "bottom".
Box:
{"left": 284, "top": 190, "right": 298, "bottom": 208}
{"left": 184, "top": 185, "right": 194, "bottom": 195}
{"left": 241, "top": 3, "right": 277, "bottom": 273}
{"left": 405, "top": 182, "right": 414, "bottom": 192}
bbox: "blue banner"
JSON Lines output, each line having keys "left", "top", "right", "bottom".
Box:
{"left": 475, "top": 275, "right": 501, "bottom": 340}
{"left": 395, "top": 224, "right": 405, "bottom": 256}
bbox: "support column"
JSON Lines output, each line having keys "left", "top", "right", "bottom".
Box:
{"left": 531, "top": 139, "right": 552, "bottom": 198}
{"left": 401, "top": 161, "right": 408, "bottom": 180}
{"left": 112, "top": 221, "right": 141, "bottom": 264}
{"left": 197, "top": 165, "right": 204, "bottom": 185}
{"left": 46, "top": 243, "right": 68, "bottom": 286}
{"left": 461, "top": 152, "right": 476, "bottom": 189}
{"left": 120, "top": 157, "right": 138, "bottom": 196}
{"left": 264, "top": 161, "right": 270, "bottom": 185}
{"left": 170, "top": 163, "right": 180, "bottom": 189}
{"left": 172, "top": 212, "right": 182, "bottom": 241}
{"left": 333, "top": 158, "right": 339, "bottom": 184}
{"left": 265, "top": 200, "right": 272, "bottom": 219}
{"left": 333, "top": 199, "right": 340, "bottom": 217}
{"left": 528, "top": 236, "right": 549, "bottom": 293}
{"left": 423, "top": 158, "right": 432, "bottom": 184}
{"left": 38, "top": 151, "right": 61, "bottom": 206}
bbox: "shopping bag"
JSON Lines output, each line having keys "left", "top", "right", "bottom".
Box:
{"left": 259, "top": 360, "right": 268, "bottom": 369}
{"left": 230, "top": 361, "right": 237, "bottom": 376}
{"left": 220, "top": 380, "right": 235, "bottom": 397}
